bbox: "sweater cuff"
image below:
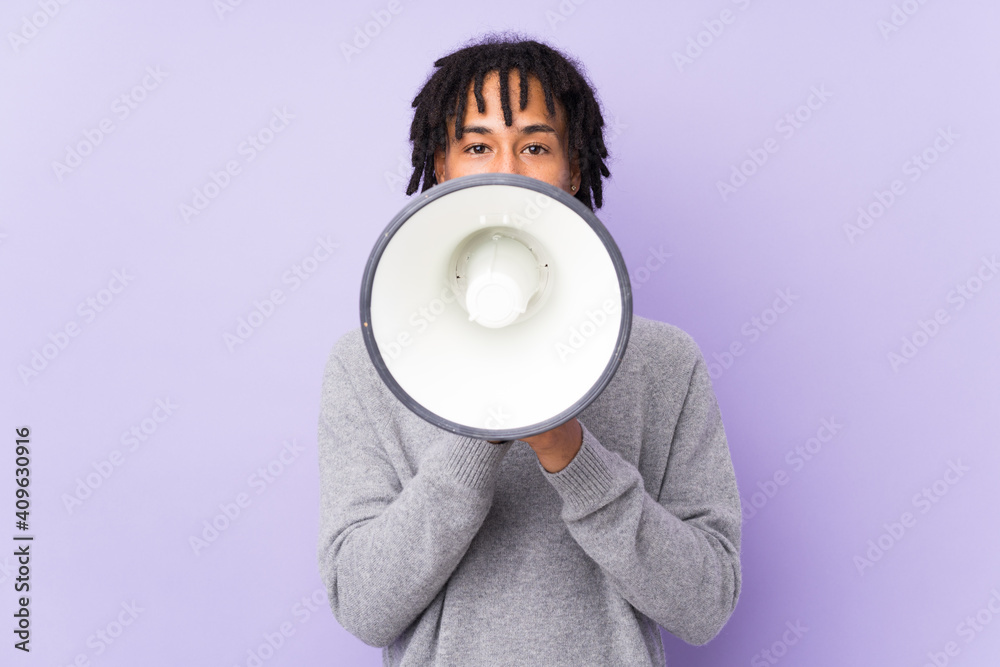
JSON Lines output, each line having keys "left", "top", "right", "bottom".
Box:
{"left": 540, "top": 423, "right": 615, "bottom": 515}
{"left": 439, "top": 437, "right": 513, "bottom": 491}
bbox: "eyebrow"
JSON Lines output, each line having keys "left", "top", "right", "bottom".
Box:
{"left": 459, "top": 123, "right": 558, "bottom": 136}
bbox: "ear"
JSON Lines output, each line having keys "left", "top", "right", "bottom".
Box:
{"left": 570, "top": 151, "right": 581, "bottom": 193}
{"left": 434, "top": 146, "right": 447, "bottom": 184}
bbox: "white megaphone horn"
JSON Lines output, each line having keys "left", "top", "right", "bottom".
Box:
{"left": 360, "top": 173, "right": 632, "bottom": 441}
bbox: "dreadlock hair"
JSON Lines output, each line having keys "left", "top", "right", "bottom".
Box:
{"left": 406, "top": 33, "right": 612, "bottom": 210}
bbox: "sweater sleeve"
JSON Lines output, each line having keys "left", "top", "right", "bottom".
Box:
{"left": 540, "top": 355, "right": 742, "bottom": 646}
{"left": 316, "top": 349, "right": 513, "bottom": 648}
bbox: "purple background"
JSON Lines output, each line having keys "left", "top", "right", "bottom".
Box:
{"left": 3, "top": 1, "right": 999, "bottom": 665}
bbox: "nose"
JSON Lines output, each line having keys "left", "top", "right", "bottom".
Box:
{"left": 488, "top": 148, "right": 520, "bottom": 175}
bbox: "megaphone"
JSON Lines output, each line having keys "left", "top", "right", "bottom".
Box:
{"left": 360, "top": 173, "right": 632, "bottom": 441}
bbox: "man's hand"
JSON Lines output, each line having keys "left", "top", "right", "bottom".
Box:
{"left": 520, "top": 418, "right": 584, "bottom": 473}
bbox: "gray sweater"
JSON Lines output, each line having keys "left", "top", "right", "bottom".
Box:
{"left": 317, "top": 315, "right": 742, "bottom": 666}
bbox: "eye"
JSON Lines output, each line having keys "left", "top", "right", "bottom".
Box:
{"left": 524, "top": 144, "right": 549, "bottom": 156}
{"left": 464, "top": 144, "right": 490, "bottom": 155}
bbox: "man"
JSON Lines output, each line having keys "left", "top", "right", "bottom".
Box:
{"left": 318, "top": 35, "right": 741, "bottom": 666}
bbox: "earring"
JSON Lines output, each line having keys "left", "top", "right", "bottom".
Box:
{"left": 571, "top": 185, "right": 577, "bottom": 192}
